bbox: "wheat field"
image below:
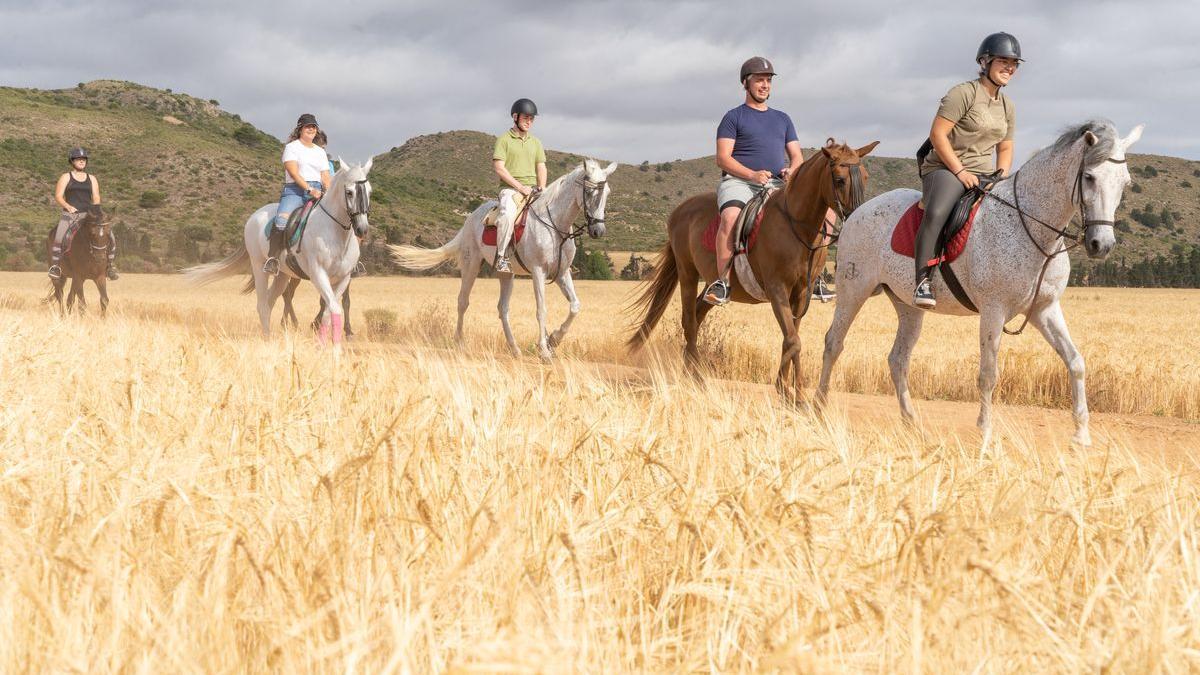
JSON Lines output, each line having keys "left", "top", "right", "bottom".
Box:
{"left": 1, "top": 272, "right": 1198, "bottom": 672}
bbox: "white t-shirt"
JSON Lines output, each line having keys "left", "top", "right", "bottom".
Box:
{"left": 282, "top": 140, "right": 329, "bottom": 184}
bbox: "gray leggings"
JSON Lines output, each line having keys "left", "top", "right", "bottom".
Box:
{"left": 915, "top": 169, "right": 966, "bottom": 278}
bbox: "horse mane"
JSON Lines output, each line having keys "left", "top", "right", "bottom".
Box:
{"left": 1047, "top": 119, "right": 1119, "bottom": 167}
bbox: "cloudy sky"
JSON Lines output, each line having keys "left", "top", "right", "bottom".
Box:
{"left": 3, "top": 0, "right": 1196, "bottom": 164}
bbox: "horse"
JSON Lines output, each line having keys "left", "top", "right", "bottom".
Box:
{"left": 626, "top": 140, "right": 879, "bottom": 397}
{"left": 45, "top": 205, "right": 112, "bottom": 316}
{"left": 390, "top": 158, "right": 617, "bottom": 362}
{"left": 816, "top": 120, "right": 1142, "bottom": 447}
{"left": 184, "top": 159, "right": 373, "bottom": 346}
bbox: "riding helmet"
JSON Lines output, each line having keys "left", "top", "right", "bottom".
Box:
{"left": 510, "top": 98, "right": 538, "bottom": 117}
{"left": 976, "top": 32, "right": 1023, "bottom": 62}
{"left": 740, "top": 56, "right": 776, "bottom": 83}
{"left": 296, "top": 113, "right": 319, "bottom": 127}
{"left": 68, "top": 147, "right": 88, "bottom": 162}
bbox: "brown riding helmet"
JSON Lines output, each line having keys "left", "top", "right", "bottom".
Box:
{"left": 740, "top": 56, "right": 776, "bottom": 84}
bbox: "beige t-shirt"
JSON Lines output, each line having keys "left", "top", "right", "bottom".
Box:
{"left": 922, "top": 80, "right": 1015, "bottom": 175}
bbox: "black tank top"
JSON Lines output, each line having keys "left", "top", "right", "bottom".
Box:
{"left": 64, "top": 172, "right": 93, "bottom": 210}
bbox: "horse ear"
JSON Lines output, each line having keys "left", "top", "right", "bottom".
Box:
{"left": 821, "top": 146, "right": 833, "bottom": 159}
{"left": 338, "top": 157, "right": 348, "bottom": 173}
{"left": 1083, "top": 130, "right": 1098, "bottom": 147}
{"left": 603, "top": 161, "right": 618, "bottom": 177}
{"left": 855, "top": 141, "right": 880, "bottom": 158}
{"left": 1122, "top": 124, "right": 1144, "bottom": 149}
{"left": 363, "top": 157, "right": 373, "bottom": 173}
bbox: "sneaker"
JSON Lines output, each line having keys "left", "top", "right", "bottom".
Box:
{"left": 494, "top": 256, "right": 511, "bottom": 274}
{"left": 914, "top": 276, "right": 936, "bottom": 309}
{"left": 48, "top": 265, "right": 62, "bottom": 280}
{"left": 106, "top": 265, "right": 119, "bottom": 281}
{"left": 351, "top": 261, "right": 367, "bottom": 278}
{"left": 703, "top": 279, "right": 731, "bottom": 306}
{"left": 263, "top": 257, "right": 280, "bottom": 276}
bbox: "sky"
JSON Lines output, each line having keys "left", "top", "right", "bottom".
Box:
{"left": 2, "top": 0, "right": 1196, "bottom": 164}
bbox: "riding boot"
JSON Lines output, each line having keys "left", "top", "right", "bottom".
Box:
{"left": 263, "top": 228, "right": 286, "bottom": 275}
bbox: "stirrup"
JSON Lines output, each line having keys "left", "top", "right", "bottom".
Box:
{"left": 913, "top": 277, "right": 936, "bottom": 309}
{"left": 703, "top": 279, "right": 730, "bottom": 306}
{"left": 48, "top": 265, "right": 62, "bottom": 280}
{"left": 494, "top": 256, "right": 511, "bottom": 273}
{"left": 106, "top": 265, "right": 119, "bottom": 280}
{"left": 263, "top": 257, "right": 280, "bottom": 275}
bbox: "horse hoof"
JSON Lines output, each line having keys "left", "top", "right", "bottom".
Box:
{"left": 548, "top": 332, "right": 562, "bottom": 349}
{"left": 1071, "top": 430, "right": 1092, "bottom": 448}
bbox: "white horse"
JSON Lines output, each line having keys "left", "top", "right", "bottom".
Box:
{"left": 185, "top": 159, "right": 373, "bottom": 346}
{"left": 391, "top": 158, "right": 617, "bottom": 362}
{"left": 817, "top": 120, "right": 1143, "bottom": 447}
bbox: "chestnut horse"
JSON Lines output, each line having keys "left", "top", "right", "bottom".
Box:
{"left": 45, "top": 205, "right": 112, "bottom": 316}
{"left": 627, "top": 140, "right": 878, "bottom": 397}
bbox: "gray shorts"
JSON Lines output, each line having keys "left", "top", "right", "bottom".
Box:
{"left": 717, "top": 175, "right": 783, "bottom": 211}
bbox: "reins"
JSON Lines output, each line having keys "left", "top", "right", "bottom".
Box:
{"left": 524, "top": 173, "right": 607, "bottom": 279}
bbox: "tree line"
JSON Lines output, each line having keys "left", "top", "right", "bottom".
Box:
{"left": 1072, "top": 244, "right": 1200, "bottom": 288}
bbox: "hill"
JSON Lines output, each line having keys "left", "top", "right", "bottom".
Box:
{"left": 2, "top": 81, "right": 1197, "bottom": 283}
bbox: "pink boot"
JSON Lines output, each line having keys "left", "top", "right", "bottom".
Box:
{"left": 331, "top": 314, "right": 344, "bottom": 344}
{"left": 317, "top": 321, "right": 331, "bottom": 345}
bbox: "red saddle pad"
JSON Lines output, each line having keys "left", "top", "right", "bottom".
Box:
{"left": 482, "top": 206, "right": 530, "bottom": 247}
{"left": 890, "top": 198, "right": 981, "bottom": 265}
{"left": 702, "top": 207, "right": 767, "bottom": 254}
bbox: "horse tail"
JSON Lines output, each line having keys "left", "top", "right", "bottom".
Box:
{"left": 625, "top": 242, "right": 678, "bottom": 354}
{"left": 389, "top": 227, "right": 464, "bottom": 272}
{"left": 183, "top": 247, "right": 250, "bottom": 287}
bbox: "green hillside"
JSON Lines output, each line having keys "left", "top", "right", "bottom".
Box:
{"left": 2, "top": 81, "right": 1198, "bottom": 284}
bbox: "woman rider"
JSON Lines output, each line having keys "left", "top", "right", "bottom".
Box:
{"left": 50, "top": 147, "right": 117, "bottom": 280}
{"left": 264, "top": 113, "right": 331, "bottom": 275}
{"left": 914, "top": 32, "right": 1021, "bottom": 308}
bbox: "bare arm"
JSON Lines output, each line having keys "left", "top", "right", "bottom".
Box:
{"left": 492, "top": 159, "right": 532, "bottom": 195}
{"left": 780, "top": 141, "right": 805, "bottom": 180}
{"left": 54, "top": 174, "right": 74, "bottom": 212}
{"left": 90, "top": 175, "right": 101, "bottom": 205}
{"left": 930, "top": 116, "right": 978, "bottom": 188}
{"left": 995, "top": 140, "right": 1014, "bottom": 177}
{"left": 284, "top": 160, "right": 322, "bottom": 198}
{"left": 716, "top": 138, "right": 772, "bottom": 184}
{"left": 320, "top": 170, "right": 331, "bottom": 193}
{"left": 536, "top": 162, "right": 547, "bottom": 190}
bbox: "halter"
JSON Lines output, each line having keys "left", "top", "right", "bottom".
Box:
{"left": 983, "top": 154, "right": 1126, "bottom": 334}
{"left": 318, "top": 179, "right": 371, "bottom": 231}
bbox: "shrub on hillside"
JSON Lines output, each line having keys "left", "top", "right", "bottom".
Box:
{"left": 573, "top": 246, "right": 613, "bottom": 280}
{"left": 139, "top": 191, "right": 167, "bottom": 209}
{"left": 233, "top": 123, "right": 260, "bottom": 147}
{"left": 1131, "top": 183, "right": 1142, "bottom": 193}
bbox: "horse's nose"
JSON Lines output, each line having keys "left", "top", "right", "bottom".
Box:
{"left": 1087, "top": 236, "right": 1112, "bottom": 259}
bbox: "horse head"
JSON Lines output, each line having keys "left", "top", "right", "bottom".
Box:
{"left": 578, "top": 158, "right": 618, "bottom": 238}
{"left": 1076, "top": 122, "right": 1143, "bottom": 260}
{"left": 336, "top": 157, "right": 374, "bottom": 237}
{"left": 81, "top": 205, "right": 110, "bottom": 260}
{"left": 819, "top": 139, "right": 879, "bottom": 218}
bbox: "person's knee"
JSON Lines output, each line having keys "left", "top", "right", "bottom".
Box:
{"left": 718, "top": 208, "right": 741, "bottom": 232}
{"left": 274, "top": 213, "right": 290, "bottom": 229}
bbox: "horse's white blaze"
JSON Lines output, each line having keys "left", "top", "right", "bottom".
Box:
{"left": 817, "top": 121, "right": 1143, "bottom": 447}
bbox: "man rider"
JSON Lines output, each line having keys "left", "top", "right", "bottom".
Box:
{"left": 492, "top": 98, "right": 547, "bottom": 274}
{"left": 703, "top": 56, "right": 805, "bottom": 305}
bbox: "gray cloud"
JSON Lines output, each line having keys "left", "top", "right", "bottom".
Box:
{"left": 2, "top": 0, "right": 1194, "bottom": 164}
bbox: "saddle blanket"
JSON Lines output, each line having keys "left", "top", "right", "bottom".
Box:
{"left": 889, "top": 198, "right": 981, "bottom": 264}
{"left": 481, "top": 200, "right": 532, "bottom": 247}
{"left": 701, "top": 207, "right": 767, "bottom": 253}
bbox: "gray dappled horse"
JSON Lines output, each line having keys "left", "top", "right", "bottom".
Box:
{"left": 391, "top": 159, "right": 617, "bottom": 362}
{"left": 184, "top": 159, "right": 372, "bottom": 348}
{"left": 817, "top": 121, "right": 1142, "bottom": 447}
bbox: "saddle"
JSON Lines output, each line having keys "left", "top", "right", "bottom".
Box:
{"left": 701, "top": 186, "right": 776, "bottom": 254}
{"left": 481, "top": 192, "right": 537, "bottom": 247}
{"left": 262, "top": 198, "right": 318, "bottom": 249}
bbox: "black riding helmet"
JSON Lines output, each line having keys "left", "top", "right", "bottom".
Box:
{"left": 740, "top": 56, "right": 776, "bottom": 84}
{"left": 977, "top": 32, "right": 1023, "bottom": 63}
{"left": 68, "top": 147, "right": 88, "bottom": 162}
{"left": 511, "top": 98, "right": 538, "bottom": 117}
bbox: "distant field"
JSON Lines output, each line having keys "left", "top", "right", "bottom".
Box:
{"left": 2, "top": 272, "right": 1198, "bottom": 671}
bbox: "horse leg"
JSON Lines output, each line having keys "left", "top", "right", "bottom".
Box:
{"left": 548, "top": 270, "right": 580, "bottom": 349}
{"left": 341, "top": 288, "right": 353, "bottom": 339}
{"left": 678, "top": 266, "right": 702, "bottom": 374}
{"left": 97, "top": 276, "right": 109, "bottom": 318}
{"left": 497, "top": 273, "right": 520, "bottom": 356}
{"left": 311, "top": 297, "right": 327, "bottom": 333}
{"left": 815, "top": 283, "right": 871, "bottom": 410}
{"left": 53, "top": 277, "right": 66, "bottom": 316}
{"left": 530, "top": 268, "right": 553, "bottom": 363}
{"left": 281, "top": 277, "right": 300, "bottom": 331}
{"left": 976, "top": 306, "right": 1007, "bottom": 449}
{"left": 329, "top": 276, "right": 351, "bottom": 345}
{"left": 768, "top": 288, "right": 802, "bottom": 402}
{"left": 887, "top": 299, "right": 925, "bottom": 423}
{"left": 67, "top": 276, "right": 83, "bottom": 315}
{"left": 309, "top": 269, "right": 341, "bottom": 347}
{"left": 253, "top": 267, "right": 274, "bottom": 338}
{"left": 1030, "top": 301, "right": 1091, "bottom": 446}
{"left": 458, "top": 254, "right": 482, "bottom": 346}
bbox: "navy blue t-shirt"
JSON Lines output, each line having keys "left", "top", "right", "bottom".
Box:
{"left": 716, "top": 104, "right": 799, "bottom": 178}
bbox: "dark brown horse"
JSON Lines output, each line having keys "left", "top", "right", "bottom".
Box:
{"left": 46, "top": 205, "right": 112, "bottom": 316}
{"left": 627, "top": 139, "right": 878, "bottom": 397}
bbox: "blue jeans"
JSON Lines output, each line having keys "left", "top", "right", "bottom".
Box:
{"left": 275, "top": 181, "right": 321, "bottom": 229}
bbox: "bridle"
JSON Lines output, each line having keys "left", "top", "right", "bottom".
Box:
{"left": 525, "top": 174, "right": 608, "bottom": 279}
{"left": 318, "top": 178, "right": 371, "bottom": 231}
{"left": 983, "top": 153, "right": 1126, "bottom": 334}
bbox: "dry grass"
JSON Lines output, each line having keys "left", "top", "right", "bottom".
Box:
{"left": 1, "top": 272, "right": 1199, "bottom": 672}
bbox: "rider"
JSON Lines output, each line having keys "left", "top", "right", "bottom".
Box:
{"left": 703, "top": 57, "right": 804, "bottom": 306}
{"left": 50, "top": 147, "right": 117, "bottom": 280}
{"left": 264, "top": 113, "right": 331, "bottom": 275}
{"left": 492, "top": 98, "right": 547, "bottom": 274}
{"left": 914, "top": 32, "right": 1020, "bottom": 309}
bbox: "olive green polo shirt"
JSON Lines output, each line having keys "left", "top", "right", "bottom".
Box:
{"left": 493, "top": 129, "right": 546, "bottom": 188}
{"left": 922, "top": 79, "right": 1016, "bottom": 175}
